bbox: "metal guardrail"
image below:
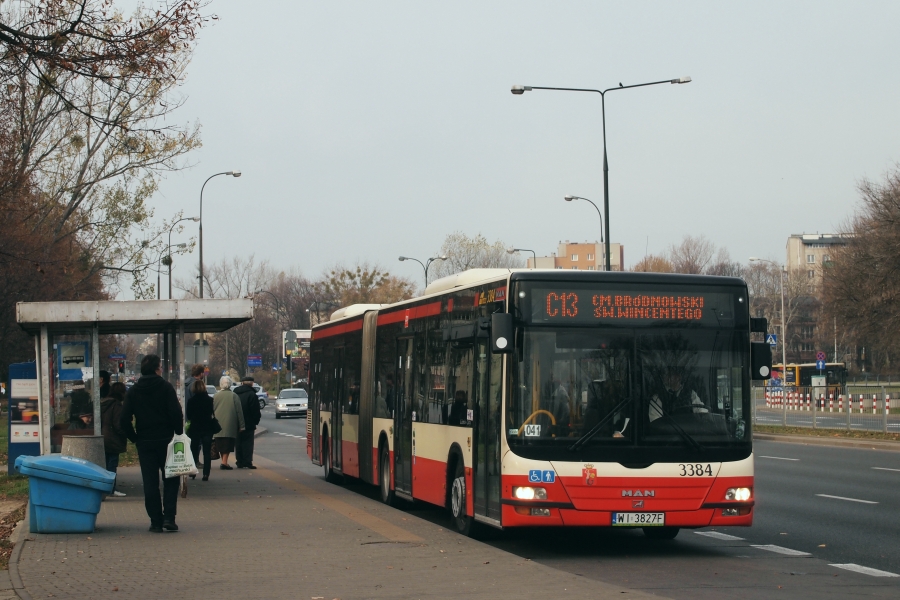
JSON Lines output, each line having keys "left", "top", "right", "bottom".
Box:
{"left": 753, "top": 386, "right": 899, "bottom": 434}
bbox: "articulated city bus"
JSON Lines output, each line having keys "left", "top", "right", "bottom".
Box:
{"left": 307, "top": 269, "right": 771, "bottom": 538}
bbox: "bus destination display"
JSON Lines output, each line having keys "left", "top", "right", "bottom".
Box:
{"left": 531, "top": 288, "right": 732, "bottom": 326}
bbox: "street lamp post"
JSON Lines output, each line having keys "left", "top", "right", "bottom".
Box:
{"left": 564, "top": 195, "right": 605, "bottom": 268}
{"left": 199, "top": 171, "right": 241, "bottom": 298}
{"left": 399, "top": 255, "right": 447, "bottom": 287}
{"left": 507, "top": 247, "right": 537, "bottom": 268}
{"left": 512, "top": 76, "right": 691, "bottom": 271}
{"left": 750, "top": 258, "right": 789, "bottom": 388}
{"left": 168, "top": 216, "right": 199, "bottom": 299}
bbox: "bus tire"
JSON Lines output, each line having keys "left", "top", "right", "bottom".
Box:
{"left": 643, "top": 527, "right": 680, "bottom": 540}
{"left": 322, "top": 432, "right": 341, "bottom": 484}
{"left": 450, "top": 460, "right": 474, "bottom": 536}
{"left": 379, "top": 445, "right": 395, "bottom": 506}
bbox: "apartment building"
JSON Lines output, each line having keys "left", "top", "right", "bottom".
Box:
{"left": 529, "top": 241, "right": 624, "bottom": 271}
{"left": 785, "top": 233, "right": 850, "bottom": 283}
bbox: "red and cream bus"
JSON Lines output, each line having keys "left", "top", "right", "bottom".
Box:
{"left": 307, "top": 269, "right": 770, "bottom": 538}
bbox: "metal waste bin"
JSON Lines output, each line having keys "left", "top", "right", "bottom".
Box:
{"left": 15, "top": 455, "right": 116, "bottom": 533}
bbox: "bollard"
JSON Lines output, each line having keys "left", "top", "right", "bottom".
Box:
{"left": 873, "top": 394, "right": 878, "bottom": 415}
{"left": 838, "top": 394, "right": 843, "bottom": 412}
{"left": 829, "top": 392, "right": 834, "bottom": 413}
{"left": 807, "top": 392, "right": 811, "bottom": 412}
{"left": 60, "top": 435, "right": 106, "bottom": 469}
{"left": 884, "top": 390, "right": 889, "bottom": 434}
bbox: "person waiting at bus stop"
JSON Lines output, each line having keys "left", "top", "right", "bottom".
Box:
{"left": 234, "top": 375, "right": 261, "bottom": 469}
{"left": 120, "top": 354, "right": 184, "bottom": 532}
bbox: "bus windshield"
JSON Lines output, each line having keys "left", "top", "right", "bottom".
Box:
{"left": 508, "top": 282, "right": 751, "bottom": 462}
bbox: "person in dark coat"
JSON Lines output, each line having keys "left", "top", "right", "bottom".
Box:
{"left": 101, "top": 382, "right": 129, "bottom": 496}
{"left": 68, "top": 381, "right": 93, "bottom": 429}
{"left": 184, "top": 363, "right": 205, "bottom": 403}
{"left": 120, "top": 354, "right": 184, "bottom": 533}
{"left": 185, "top": 380, "right": 215, "bottom": 481}
{"left": 233, "top": 375, "right": 261, "bottom": 469}
{"left": 99, "top": 370, "right": 111, "bottom": 399}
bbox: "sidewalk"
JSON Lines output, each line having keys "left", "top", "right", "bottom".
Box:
{"left": 9, "top": 455, "right": 667, "bottom": 599}
{"left": 754, "top": 432, "right": 900, "bottom": 452}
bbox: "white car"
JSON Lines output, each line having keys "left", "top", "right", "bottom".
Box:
{"left": 231, "top": 382, "right": 269, "bottom": 408}
{"left": 275, "top": 388, "right": 308, "bottom": 418}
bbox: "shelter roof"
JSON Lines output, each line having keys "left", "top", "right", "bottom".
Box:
{"left": 16, "top": 299, "right": 253, "bottom": 335}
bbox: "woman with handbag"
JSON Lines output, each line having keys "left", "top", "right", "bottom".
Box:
{"left": 185, "top": 380, "right": 218, "bottom": 481}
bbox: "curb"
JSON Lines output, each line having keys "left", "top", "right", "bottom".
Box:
{"left": 754, "top": 432, "right": 900, "bottom": 452}
{"left": 9, "top": 503, "right": 32, "bottom": 600}
{"left": 254, "top": 426, "right": 267, "bottom": 437}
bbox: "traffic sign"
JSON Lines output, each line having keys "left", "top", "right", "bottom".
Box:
{"left": 816, "top": 359, "right": 826, "bottom": 370}
{"left": 247, "top": 354, "right": 262, "bottom": 368}
{"left": 816, "top": 351, "right": 826, "bottom": 362}
{"left": 108, "top": 353, "right": 126, "bottom": 360}
{"left": 765, "top": 334, "right": 777, "bottom": 346}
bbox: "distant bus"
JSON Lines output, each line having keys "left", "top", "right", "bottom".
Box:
{"left": 309, "top": 269, "right": 767, "bottom": 539}
{"left": 770, "top": 363, "right": 846, "bottom": 390}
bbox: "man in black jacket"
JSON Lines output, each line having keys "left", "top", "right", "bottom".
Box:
{"left": 120, "top": 354, "right": 184, "bottom": 532}
{"left": 234, "top": 375, "right": 261, "bottom": 469}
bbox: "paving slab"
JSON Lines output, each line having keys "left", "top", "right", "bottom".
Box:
{"left": 13, "top": 456, "right": 669, "bottom": 599}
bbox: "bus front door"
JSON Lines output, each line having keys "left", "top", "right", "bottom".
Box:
{"left": 473, "top": 339, "right": 502, "bottom": 522}
{"left": 332, "top": 348, "right": 344, "bottom": 472}
{"left": 394, "top": 339, "right": 414, "bottom": 495}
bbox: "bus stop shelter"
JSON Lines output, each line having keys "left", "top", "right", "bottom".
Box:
{"left": 16, "top": 299, "right": 253, "bottom": 455}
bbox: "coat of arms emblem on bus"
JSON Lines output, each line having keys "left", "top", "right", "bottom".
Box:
{"left": 582, "top": 464, "right": 597, "bottom": 486}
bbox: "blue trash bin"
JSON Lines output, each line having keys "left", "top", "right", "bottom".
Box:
{"left": 15, "top": 455, "right": 116, "bottom": 533}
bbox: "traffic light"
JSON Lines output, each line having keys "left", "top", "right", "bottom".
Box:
{"left": 117, "top": 360, "right": 125, "bottom": 373}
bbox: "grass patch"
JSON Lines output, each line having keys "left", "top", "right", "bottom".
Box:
{"left": 0, "top": 474, "right": 29, "bottom": 501}
{"left": 754, "top": 424, "right": 900, "bottom": 442}
{"left": 120, "top": 441, "right": 139, "bottom": 467}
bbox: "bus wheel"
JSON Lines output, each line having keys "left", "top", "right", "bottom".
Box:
{"left": 450, "top": 461, "right": 473, "bottom": 536}
{"left": 379, "top": 446, "right": 395, "bottom": 506}
{"left": 322, "top": 434, "right": 341, "bottom": 484}
{"left": 643, "top": 527, "right": 680, "bottom": 540}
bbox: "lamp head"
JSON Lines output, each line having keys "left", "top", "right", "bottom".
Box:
{"left": 398, "top": 256, "right": 407, "bottom": 262}
{"left": 190, "top": 216, "right": 200, "bottom": 222}
{"left": 229, "top": 170, "right": 242, "bottom": 177}
{"left": 438, "top": 255, "right": 448, "bottom": 260}
{"left": 748, "top": 257, "right": 760, "bottom": 262}
{"left": 511, "top": 85, "right": 531, "bottom": 95}
{"left": 175, "top": 243, "right": 187, "bottom": 249}
{"left": 565, "top": 195, "right": 576, "bottom": 202}
{"left": 507, "top": 248, "right": 517, "bottom": 255}
{"left": 671, "top": 76, "right": 692, "bottom": 84}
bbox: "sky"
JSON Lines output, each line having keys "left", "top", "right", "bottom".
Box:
{"left": 147, "top": 1, "right": 900, "bottom": 294}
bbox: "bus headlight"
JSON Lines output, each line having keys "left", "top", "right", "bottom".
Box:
{"left": 725, "top": 487, "right": 752, "bottom": 501}
{"left": 513, "top": 486, "right": 547, "bottom": 500}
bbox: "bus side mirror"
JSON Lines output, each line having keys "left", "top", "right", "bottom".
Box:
{"left": 491, "top": 313, "right": 514, "bottom": 354}
{"left": 750, "top": 342, "right": 772, "bottom": 380}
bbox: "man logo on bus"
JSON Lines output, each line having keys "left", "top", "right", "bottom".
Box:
{"left": 582, "top": 464, "right": 597, "bottom": 486}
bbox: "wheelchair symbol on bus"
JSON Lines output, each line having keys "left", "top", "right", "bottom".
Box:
{"left": 528, "top": 469, "right": 556, "bottom": 483}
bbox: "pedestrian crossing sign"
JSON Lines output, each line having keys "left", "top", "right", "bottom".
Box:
{"left": 766, "top": 334, "right": 777, "bottom": 346}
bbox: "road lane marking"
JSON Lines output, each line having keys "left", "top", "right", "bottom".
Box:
{"left": 872, "top": 467, "right": 900, "bottom": 472}
{"left": 759, "top": 456, "right": 799, "bottom": 461}
{"left": 255, "top": 464, "right": 423, "bottom": 543}
{"left": 751, "top": 545, "right": 811, "bottom": 556}
{"left": 830, "top": 564, "right": 899, "bottom": 578}
{"left": 695, "top": 531, "right": 744, "bottom": 541}
{"left": 274, "top": 432, "right": 305, "bottom": 438}
{"left": 816, "top": 494, "right": 878, "bottom": 504}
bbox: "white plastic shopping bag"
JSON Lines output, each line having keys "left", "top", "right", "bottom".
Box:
{"left": 164, "top": 433, "right": 198, "bottom": 478}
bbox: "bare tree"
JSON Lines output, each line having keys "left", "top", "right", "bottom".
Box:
{"left": 631, "top": 254, "right": 673, "bottom": 273}
{"left": 822, "top": 166, "right": 900, "bottom": 373}
{"left": 429, "top": 231, "right": 523, "bottom": 280}
{"left": 667, "top": 235, "right": 715, "bottom": 274}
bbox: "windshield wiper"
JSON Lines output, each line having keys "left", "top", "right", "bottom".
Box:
{"left": 658, "top": 413, "right": 704, "bottom": 451}
{"left": 568, "top": 398, "right": 631, "bottom": 452}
